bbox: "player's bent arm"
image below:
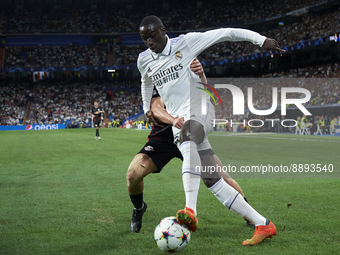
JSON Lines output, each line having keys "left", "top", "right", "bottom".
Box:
{"left": 150, "top": 97, "right": 184, "bottom": 129}
{"left": 199, "top": 71, "right": 207, "bottom": 85}
{"left": 190, "top": 59, "right": 207, "bottom": 84}
{"left": 151, "top": 97, "right": 177, "bottom": 124}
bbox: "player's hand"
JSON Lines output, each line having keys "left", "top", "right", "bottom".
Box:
{"left": 172, "top": 117, "right": 184, "bottom": 129}
{"left": 147, "top": 111, "right": 164, "bottom": 127}
{"left": 190, "top": 58, "right": 204, "bottom": 76}
{"left": 261, "top": 38, "right": 286, "bottom": 58}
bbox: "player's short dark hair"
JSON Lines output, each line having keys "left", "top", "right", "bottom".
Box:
{"left": 139, "top": 15, "right": 165, "bottom": 29}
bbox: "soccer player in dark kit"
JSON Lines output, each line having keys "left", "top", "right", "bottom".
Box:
{"left": 92, "top": 101, "right": 105, "bottom": 140}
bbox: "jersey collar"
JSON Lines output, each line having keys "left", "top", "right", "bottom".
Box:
{"left": 150, "top": 35, "right": 171, "bottom": 59}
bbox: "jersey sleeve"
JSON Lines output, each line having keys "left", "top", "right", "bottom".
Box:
{"left": 184, "top": 28, "right": 267, "bottom": 57}
{"left": 137, "top": 57, "right": 154, "bottom": 113}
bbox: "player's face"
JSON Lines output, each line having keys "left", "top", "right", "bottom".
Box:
{"left": 140, "top": 24, "right": 167, "bottom": 53}
{"left": 94, "top": 102, "right": 98, "bottom": 108}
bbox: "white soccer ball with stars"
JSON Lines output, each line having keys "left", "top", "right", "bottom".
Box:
{"left": 154, "top": 216, "right": 191, "bottom": 253}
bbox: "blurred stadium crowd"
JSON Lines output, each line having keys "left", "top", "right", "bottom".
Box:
{"left": 0, "top": 0, "right": 326, "bottom": 34}
{"left": 199, "top": 9, "right": 340, "bottom": 62}
{"left": 1, "top": 73, "right": 339, "bottom": 133}
{"left": 2, "top": 8, "right": 340, "bottom": 66}
{"left": 0, "top": 0, "right": 339, "bottom": 134}
{"left": 0, "top": 79, "right": 142, "bottom": 127}
{"left": 4, "top": 44, "right": 109, "bottom": 67}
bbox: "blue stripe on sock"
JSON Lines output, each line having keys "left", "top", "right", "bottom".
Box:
{"left": 182, "top": 171, "right": 201, "bottom": 176}
{"left": 228, "top": 193, "right": 239, "bottom": 209}
{"left": 179, "top": 141, "right": 194, "bottom": 149}
{"left": 208, "top": 178, "right": 223, "bottom": 191}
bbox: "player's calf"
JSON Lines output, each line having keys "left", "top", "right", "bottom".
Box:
{"left": 127, "top": 153, "right": 157, "bottom": 233}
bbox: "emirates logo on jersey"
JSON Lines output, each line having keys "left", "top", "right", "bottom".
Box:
{"left": 150, "top": 64, "right": 183, "bottom": 87}
{"left": 175, "top": 51, "right": 183, "bottom": 60}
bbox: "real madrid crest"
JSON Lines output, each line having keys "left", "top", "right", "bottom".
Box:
{"left": 175, "top": 51, "right": 183, "bottom": 60}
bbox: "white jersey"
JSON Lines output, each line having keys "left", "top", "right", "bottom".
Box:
{"left": 138, "top": 28, "right": 266, "bottom": 118}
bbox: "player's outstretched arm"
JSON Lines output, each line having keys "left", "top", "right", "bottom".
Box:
{"left": 186, "top": 28, "right": 285, "bottom": 60}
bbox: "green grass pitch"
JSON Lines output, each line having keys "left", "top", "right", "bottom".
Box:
{"left": 0, "top": 128, "right": 339, "bottom": 255}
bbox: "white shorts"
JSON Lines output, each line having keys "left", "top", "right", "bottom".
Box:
{"left": 172, "top": 102, "right": 215, "bottom": 151}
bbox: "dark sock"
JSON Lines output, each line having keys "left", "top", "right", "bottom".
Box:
{"left": 96, "top": 129, "right": 99, "bottom": 136}
{"left": 130, "top": 193, "right": 143, "bottom": 209}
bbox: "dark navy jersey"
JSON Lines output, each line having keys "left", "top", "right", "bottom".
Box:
{"left": 148, "top": 87, "right": 174, "bottom": 141}
{"left": 92, "top": 107, "right": 104, "bottom": 122}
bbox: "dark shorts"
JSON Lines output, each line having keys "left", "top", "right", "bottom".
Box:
{"left": 94, "top": 120, "right": 101, "bottom": 127}
{"left": 138, "top": 138, "right": 183, "bottom": 173}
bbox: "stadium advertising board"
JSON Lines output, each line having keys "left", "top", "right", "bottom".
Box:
{"left": 0, "top": 124, "right": 65, "bottom": 131}
{"left": 334, "top": 125, "right": 340, "bottom": 136}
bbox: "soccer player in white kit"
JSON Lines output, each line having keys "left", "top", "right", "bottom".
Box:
{"left": 137, "top": 15, "right": 284, "bottom": 245}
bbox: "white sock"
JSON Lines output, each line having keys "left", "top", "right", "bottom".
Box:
{"left": 179, "top": 141, "right": 201, "bottom": 215}
{"left": 209, "top": 178, "right": 267, "bottom": 226}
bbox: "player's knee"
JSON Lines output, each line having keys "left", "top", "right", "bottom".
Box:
{"left": 126, "top": 166, "right": 136, "bottom": 181}
{"left": 126, "top": 167, "right": 135, "bottom": 187}
{"left": 126, "top": 154, "right": 150, "bottom": 186}
{"left": 180, "top": 120, "right": 205, "bottom": 144}
{"left": 202, "top": 177, "right": 219, "bottom": 188}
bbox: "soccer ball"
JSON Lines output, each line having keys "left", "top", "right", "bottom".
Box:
{"left": 154, "top": 216, "right": 191, "bottom": 253}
